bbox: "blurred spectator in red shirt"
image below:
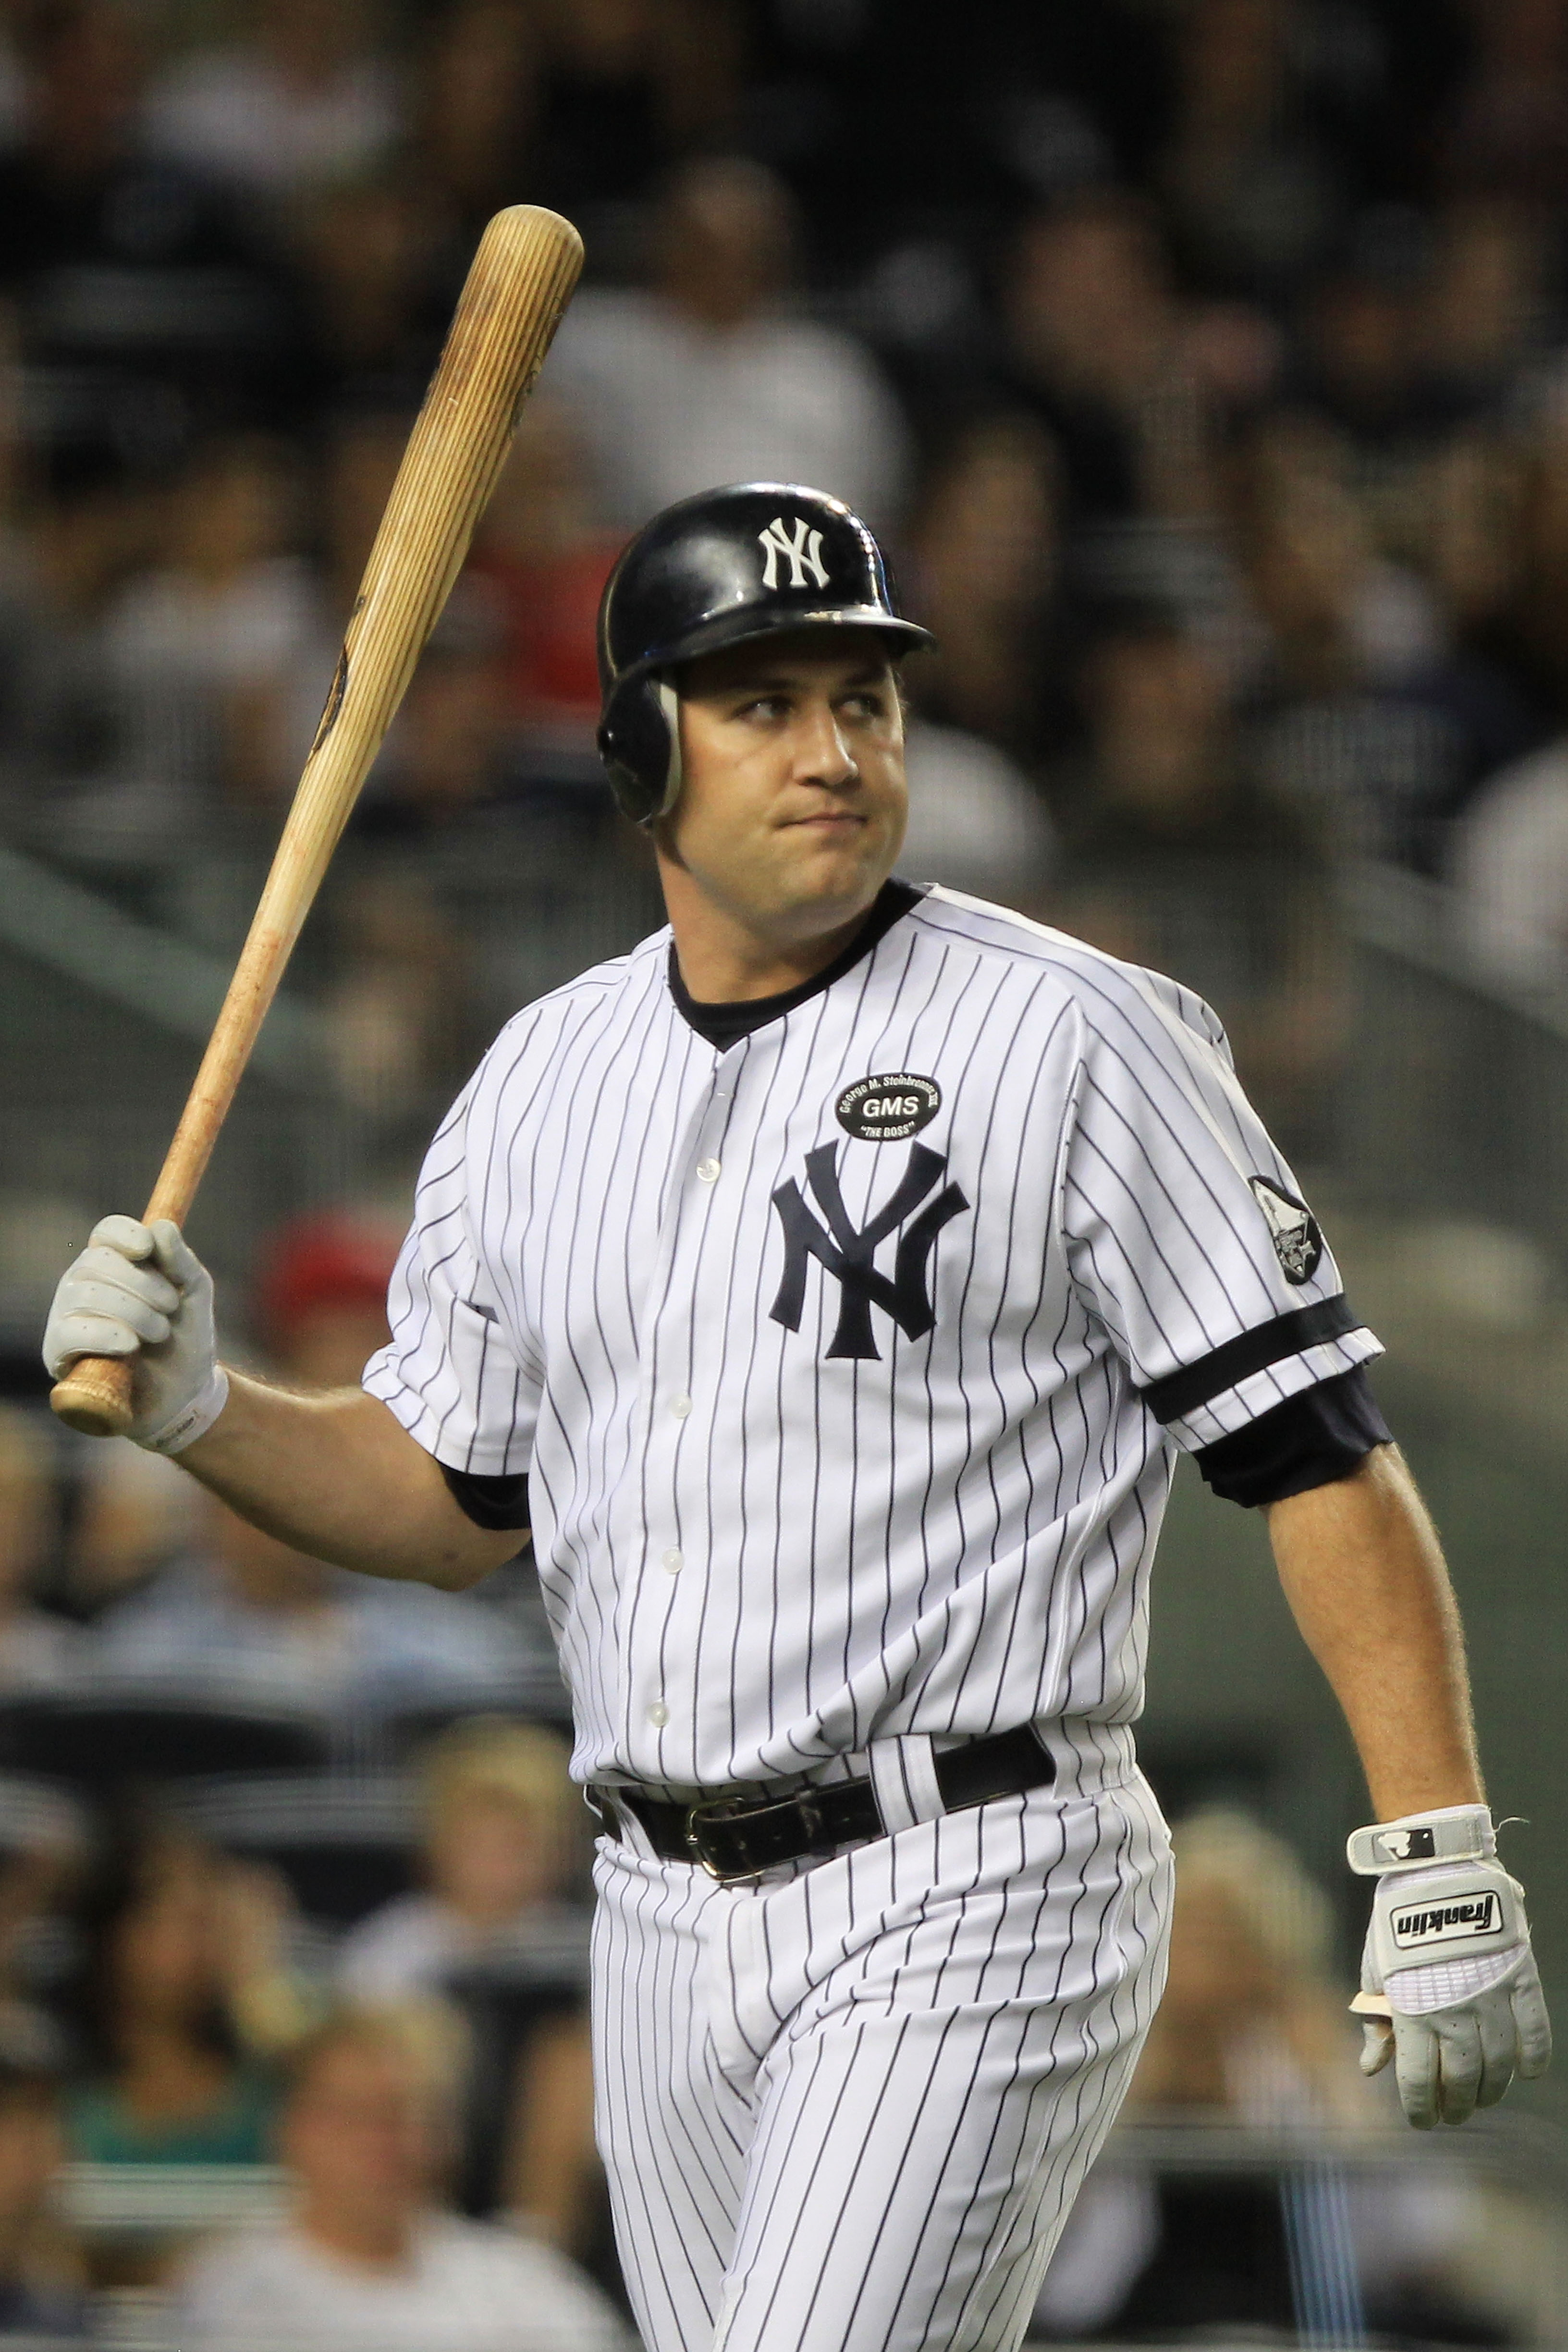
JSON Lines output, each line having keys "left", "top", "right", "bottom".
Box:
{"left": 254, "top": 1211, "right": 402, "bottom": 1389}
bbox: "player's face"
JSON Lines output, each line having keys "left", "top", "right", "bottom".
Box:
{"left": 660, "top": 632, "right": 907, "bottom": 943}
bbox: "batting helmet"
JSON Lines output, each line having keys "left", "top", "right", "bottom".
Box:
{"left": 595, "top": 482, "right": 931, "bottom": 823}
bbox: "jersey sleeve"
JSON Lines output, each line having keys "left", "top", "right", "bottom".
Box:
{"left": 1057, "top": 962, "right": 1383, "bottom": 1452}
{"left": 362, "top": 1086, "right": 541, "bottom": 1477}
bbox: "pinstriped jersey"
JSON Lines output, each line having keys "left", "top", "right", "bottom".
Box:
{"left": 364, "top": 884, "right": 1381, "bottom": 1788}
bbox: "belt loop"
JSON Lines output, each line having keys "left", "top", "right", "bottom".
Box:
{"left": 589, "top": 1788, "right": 660, "bottom": 1865}
{"left": 867, "top": 1734, "right": 944, "bottom": 1834}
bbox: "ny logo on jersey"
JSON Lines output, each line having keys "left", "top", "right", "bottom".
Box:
{"left": 770, "top": 1141, "right": 968, "bottom": 1360}
{"left": 758, "top": 515, "right": 830, "bottom": 592}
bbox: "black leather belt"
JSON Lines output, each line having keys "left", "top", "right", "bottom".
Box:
{"left": 591, "top": 1723, "right": 1055, "bottom": 1884}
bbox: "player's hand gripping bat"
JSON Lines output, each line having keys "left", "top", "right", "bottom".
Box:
{"left": 48, "top": 205, "right": 584, "bottom": 1439}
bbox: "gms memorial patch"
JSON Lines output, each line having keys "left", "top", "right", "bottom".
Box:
{"left": 836, "top": 1074, "right": 942, "bottom": 1143}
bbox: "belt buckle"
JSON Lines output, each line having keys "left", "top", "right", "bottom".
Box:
{"left": 683, "top": 1792, "right": 825, "bottom": 1884}
{"left": 683, "top": 1795, "right": 763, "bottom": 1884}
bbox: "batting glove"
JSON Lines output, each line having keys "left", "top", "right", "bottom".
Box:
{"left": 43, "top": 1216, "right": 229, "bottom": 1456}
{"left": 1348, "top": 1803, "right": 1552, "bottom": 2129}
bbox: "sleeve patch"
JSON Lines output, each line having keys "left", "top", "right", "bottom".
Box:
{"left": 1249, "top": 1176, "right": 1322, "bottom": 1286}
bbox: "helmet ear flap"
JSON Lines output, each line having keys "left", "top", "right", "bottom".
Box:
{"left": 654, "top": 680, "right": 683, "bottom": 818}
{"left": 596, "top": 673, "right": 681, "bottom": 825}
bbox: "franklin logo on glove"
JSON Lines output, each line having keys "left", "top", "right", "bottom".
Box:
{"left": 1392, "top": 1894, "right": 1502, "bottom": 1948}
{"left": 1401, "top": 1891, "right": 1504, "bottom": 1947}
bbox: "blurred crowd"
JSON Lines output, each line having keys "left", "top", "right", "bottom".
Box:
{"left": 0, "top": 1200, "right": 628, "bottom": 2341}
{"left": 5, "top": 1, "right": 1568, "bottom": 1157}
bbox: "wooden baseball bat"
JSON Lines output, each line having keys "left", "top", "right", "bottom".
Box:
{"left": 50, "top": 205, "right": 583, "bottom": 1439}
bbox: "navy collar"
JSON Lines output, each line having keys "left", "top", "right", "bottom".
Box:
{"left": 669, "top": 880, "right": 924, "bottom": 1051}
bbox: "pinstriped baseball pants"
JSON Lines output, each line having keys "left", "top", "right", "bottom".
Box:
{"left": 589, "top": 1740, "right": 1173, "bottom": 2352}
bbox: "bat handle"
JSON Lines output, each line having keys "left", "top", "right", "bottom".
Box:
{"left": 50, "top": 1355, "right": 136, "bottom": 1439}
{"left": 50, "top": 1116, "right": 198, "bottom": 1437}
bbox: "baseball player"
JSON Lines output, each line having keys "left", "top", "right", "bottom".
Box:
{"left": 46, "top": 484, "right": 1550, "bottom": 2352}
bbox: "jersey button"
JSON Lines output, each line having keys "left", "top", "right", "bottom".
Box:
{"left": 646, "top": 1700, "right": 670, "bottom": 1728}
{"left": 671, "top": 1393, "right": 692, "bottom": 1418}
{"left": 662, "top": 1548, "right": 683, "bottom": 1574}
{"left": 696, "top": 1158, "right": 721, "bottom": 1183}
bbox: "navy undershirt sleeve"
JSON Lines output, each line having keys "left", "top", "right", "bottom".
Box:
{"left": 1192, "top": 1367, "right": 1392, "bottom": 1508}
{"left": 441, "top": 1463, "right": 531, "bottom": 1532}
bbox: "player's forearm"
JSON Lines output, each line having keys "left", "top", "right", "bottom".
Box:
{"left": 1265, "top": 1444, "right": 1482, "bottom": 1821}
{"left": 175, "top": 1373, "right": 516, "bottom": 1591}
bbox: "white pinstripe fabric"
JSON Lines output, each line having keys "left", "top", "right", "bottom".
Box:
{"left": 360, "top": 884, "right": 1379, "bottom": 2347}
{"left": 591, "top": 1752, "right": 1172, "bottom": 2352}
{"left": 366, "top": 884, "right": 1380, "bottom": 1791}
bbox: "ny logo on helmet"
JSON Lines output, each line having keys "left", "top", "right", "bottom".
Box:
{"left": 770, "top": 1142, "right": 968, "bottom": 1360}
{"left": 758, "top": 515, "right": 830, "bottom": 592}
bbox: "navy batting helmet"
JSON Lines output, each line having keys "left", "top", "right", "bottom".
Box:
{"left": 595, "top": 482, "right": 931, "bottom": 823}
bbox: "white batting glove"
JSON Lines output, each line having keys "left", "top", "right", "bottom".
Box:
{"left": 43, "top": 1216, "right": 229, "bottom": 1456}
{"left": 1348, "top": 1804, "right": 1552, "bottom": 2129}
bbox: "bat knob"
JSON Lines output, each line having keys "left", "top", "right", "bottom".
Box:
{"left": 49, "top": 1355, "right": 136, "bottom": 1439}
